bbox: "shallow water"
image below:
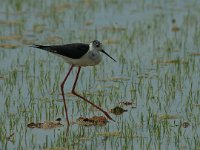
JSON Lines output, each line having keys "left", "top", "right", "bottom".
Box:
{"left": 1, "top": 0, "right": 200, "bottom": 149}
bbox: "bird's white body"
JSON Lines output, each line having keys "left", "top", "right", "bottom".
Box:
{"left": 61, "top": 52, "right": 102, "bottom": 66}
{"left": 60, "top": 49, "right": 102, "bottom": 67}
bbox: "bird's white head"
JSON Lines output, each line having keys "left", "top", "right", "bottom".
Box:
{"left": 89, "top": 40, "right": 117, "bottom": 62}
{"left": 89, "top": 40, "right": 103, "bottom": 51}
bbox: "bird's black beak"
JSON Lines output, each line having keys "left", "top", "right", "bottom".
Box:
{"left": 101, "top": 50, "right": 117, "bottom": 62}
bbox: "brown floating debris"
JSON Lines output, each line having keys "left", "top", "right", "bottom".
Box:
{"left": 158, "top": 114, "right": 180, "bottom": 120}
{"left": 44, "top": 36, "right": 63, "bottom": 43}
{"left": 171, "top": 25, "right": 180, "bottom": 32}
{"left": 152, "top": 59, "right": 187, "bottom": 64}
{"left": 0, "top": 35, "right": 22, "bottom": 41}
{"left": 33, "top": 24, "right": 46, "bottom": 33}
{"left": 103, "top": 39, "right": 120, "bottom": 44}
{"left": 76, "top": 116, "right": 108, "bottom": 126}
{"left": 118, "top": 100, "right": 136, "bottom": 108}
{"left": 181, "top": 122, "right": 190, "bottom": 128}
{"left": 84, "top": 21, "right": 93, "bottom": 26}
{"left": 173, "top": 121, "right": 190, "bottom": 128}
{"left": 110, "top": 106, "right": 128, "bottom": 115}
{"left": 119, "top": 101, "right": 133, "bottom": 106}
{"left": 0, "top": 44, "right": 20, "bottom": 49}
{"left": 27, "top": 118, "right": 63, "bottom": 129}
{"left": 190, "top": 53, "right": 200, "bottom": 56}
{"left": 0, "top": 20, "right": 22, "bottom": 25}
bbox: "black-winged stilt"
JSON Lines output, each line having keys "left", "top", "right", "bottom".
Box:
{"left": 31, "top": 40, "right": 116, "bottom": 125}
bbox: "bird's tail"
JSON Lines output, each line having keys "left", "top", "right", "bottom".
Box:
{"left": 30, "top": 44, "right": 52, "bottom": 52}
{"left": 30, "top": 44, "right": 47, "bottom": 50}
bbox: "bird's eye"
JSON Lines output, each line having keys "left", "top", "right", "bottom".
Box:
{"left": 96, "top": 43, "right": 100, "bottom": 47}
{"left": 93, "top": 40, "right": 100, "bottom": 47}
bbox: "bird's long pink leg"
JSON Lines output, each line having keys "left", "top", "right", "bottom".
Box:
{"left": 61, "top": 65, "right": 74, "bottom": 125}
{"left": 71, "top": 66, "right": 115, "bottom": 121}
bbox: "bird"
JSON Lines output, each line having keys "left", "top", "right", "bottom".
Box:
{"left": 31, "top": 40, "right": 116, "bottom": 125}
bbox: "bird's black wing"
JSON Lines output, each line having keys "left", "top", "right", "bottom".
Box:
{"left": 31, "top": 43, "right": 89, "bottom": 59}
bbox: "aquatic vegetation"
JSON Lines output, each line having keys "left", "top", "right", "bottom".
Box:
{"left": 0, "top": 0, "right": 200, "bottom": 149}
